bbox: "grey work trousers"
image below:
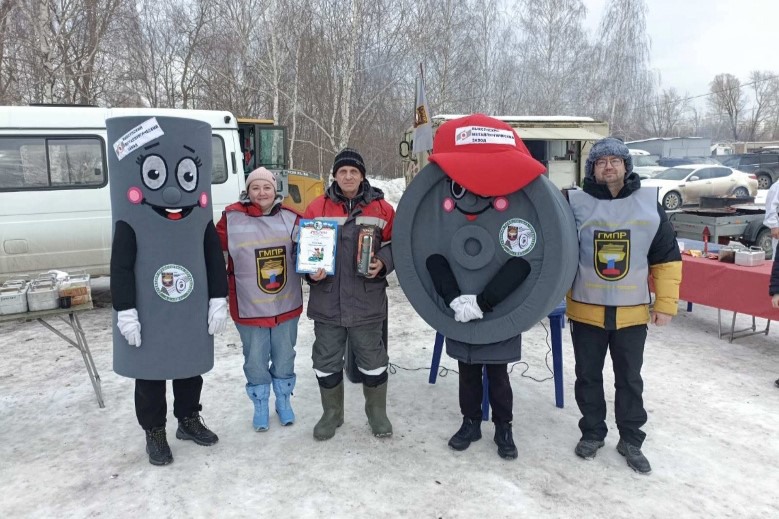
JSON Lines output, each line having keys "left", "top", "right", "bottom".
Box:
{"left": 312, "top": 321, "right": 389, "bottom": 375}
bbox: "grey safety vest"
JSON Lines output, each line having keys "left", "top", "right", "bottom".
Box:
{"left": 226, "top": 209, "right": 302, "bottom": 319}
{"left": 569, "top": 188, "right": 659, "bottom": 306}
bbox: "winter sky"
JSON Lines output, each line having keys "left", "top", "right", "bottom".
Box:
{"left": 582, "top": 0, "right": 777, "bottom": 99}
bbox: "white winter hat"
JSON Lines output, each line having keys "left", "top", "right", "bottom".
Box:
{"left": 245, "top": 167, "right": 276, "bottom": 190}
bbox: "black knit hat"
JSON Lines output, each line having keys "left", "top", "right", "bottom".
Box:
{"left": 332, "top": 148, "right": 366, "bottom": 177}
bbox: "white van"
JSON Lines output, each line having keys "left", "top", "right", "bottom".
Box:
{"left": 0, "top": 106, "right": 245, "bottom": 280}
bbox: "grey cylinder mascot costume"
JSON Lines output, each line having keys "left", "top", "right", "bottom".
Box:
{"left": 108, "top": 116, "right": 228, "bottom": 466}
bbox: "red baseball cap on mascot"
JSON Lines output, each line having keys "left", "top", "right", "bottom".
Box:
{"left": 428, "top": 114, "right": 546, "bottom": 196}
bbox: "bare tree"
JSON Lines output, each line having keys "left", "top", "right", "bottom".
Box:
{"left": 743, "top": 70, "right": 778, "bottom": 141}
{"left": 518, "top": 0, "right": 589, "bottom": 115}
{"left": 687, "top": 104, "right": 703, "bottom": 136}
{"left": 764, "top": 74, "right": 779, "bottom": 140}
{"left": 63, "top": 0, "right": 122, "bottom": 104}
{"left": 9, "top": 0, "right": 122, "bottom": 104}
{"left": 643, "top": 87, "right": 689, "bottom": 137}
{"left": 173, "top": 0, "right": 212, "bottom": 108}
{"left": 590, "top": 0, "right": 652, "bottom": 135}
{"left": 708, "top": 73, "right": 746, "bottom": 141}
{"left": 0, "top": 0, "right": 18, "bottom": 102}
{"left": 198, "top": 0, "right": 269, "bottom": 116}
{"left": 408, "top": 0, "right": 479, "bottom": 114}
{"left": 5, "top": 0, "right": 730, "bottom": 178}
{"left": 120, "top": 0, "right": 181, "bottom": 107}
{"left": 293, "top": 1, "right": 406, "bottom": 155}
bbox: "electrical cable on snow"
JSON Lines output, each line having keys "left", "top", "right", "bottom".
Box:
{"left": 388, "top": 321, "right": 555, "bottom": 383}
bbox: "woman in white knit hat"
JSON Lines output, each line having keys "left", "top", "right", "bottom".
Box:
{"left": 216, "top": 167, "right": 303, "bottom": 431}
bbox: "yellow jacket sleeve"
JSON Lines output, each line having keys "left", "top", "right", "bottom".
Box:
{"left": 650, "top": 260, "right": 682, "bottom": 316}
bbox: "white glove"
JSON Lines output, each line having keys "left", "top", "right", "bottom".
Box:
{"left": 208, "top": 298, "right": 228, "bottom": 335}
{"left": 117, "top": 309, "right": 142, "bottom": 347}
{"left": 449, "top": 295, "right": 483, "bottom": 323}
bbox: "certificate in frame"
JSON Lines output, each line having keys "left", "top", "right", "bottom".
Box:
{"left": 296, "top": 219, "right": 338, "bottom": 275}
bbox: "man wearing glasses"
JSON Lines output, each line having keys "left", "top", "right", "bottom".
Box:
{"left": 565, "top": 138, "right": 682, "bottom": 474}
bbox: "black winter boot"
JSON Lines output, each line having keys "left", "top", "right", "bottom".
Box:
{"left": 617, "top": 439, "right": 652, "bottom": 474}
{"left": 145, "top": 426, "right": 173, "bottom": 466}
{"left": 176, "top": 413, "right": 219, "bottom": 446}
{"left": 448, "top": 417, "right": 482, "bottom": 451}
{"left": 494, "top": 421, "right": 518, "bottom": 460}
{"left": 575, "top": 439, "right": 605, "bottom": 460}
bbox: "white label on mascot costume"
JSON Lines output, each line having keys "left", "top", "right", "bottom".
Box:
{"left": 113, "top": 117, "right": 165, "bottom": 161}
{"left": 153, "top": 264, "right": 194, "bottom": 302}
{"left": 500, "top": 218, "right": 536, "bottom": 257}
{"left": 455, "top": 126, "right": 515, "bottom": 146}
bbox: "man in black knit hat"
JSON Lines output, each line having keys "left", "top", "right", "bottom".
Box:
{"left": 303, "top": 148, "right": 396, "bottom": 440}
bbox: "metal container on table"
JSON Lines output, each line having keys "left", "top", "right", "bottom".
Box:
{"left": 58, "top": 271, "right": 92, "bottom": 306}
{"left": 717, "top": 247, "right": 736, "bottom": 263}
{"left": 26, "top": 276, "right": 60, "bottom": 311}
{"left": 0, "top": 279, "right": 29, "bottom": 315}
{"left": 734, "top": 247, "right": 765, "bottom": 267}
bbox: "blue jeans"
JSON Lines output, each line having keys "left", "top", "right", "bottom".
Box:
{"left": 236, "top": 318, "right": 299, "bottom": 385}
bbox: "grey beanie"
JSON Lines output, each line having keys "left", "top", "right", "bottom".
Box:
{"left": 585, "top": 137, "right": 633, "bottom": 177}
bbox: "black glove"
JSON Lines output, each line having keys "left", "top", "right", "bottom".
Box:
{"left": 477, "top": 257, "right": 531, "bottom": 312}
{"left": 426, "top": 254, "right": 461, "bottom": 305}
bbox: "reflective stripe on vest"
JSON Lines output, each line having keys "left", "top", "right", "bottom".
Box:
{"left": 226, "top": 210, "right": 302, "bottom": 319}
{"left": 569, "top": 188, "right": 660, "bottom": 306}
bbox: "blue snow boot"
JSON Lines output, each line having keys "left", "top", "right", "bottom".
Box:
{"left": 272, "top": 375, "right": 296, "bottom": 426}
{"left": 246, "top": 383, "right": 271, "bottom": 431}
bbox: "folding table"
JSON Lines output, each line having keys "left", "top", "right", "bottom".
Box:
{"left": 0, "top": 302, "right": 104, "bottom": 408}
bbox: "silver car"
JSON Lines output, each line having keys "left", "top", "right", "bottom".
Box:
{"left": 640, "top": 164, "right": 758, "bottom": 210}
{"left": 632, "top": 154, "right": 666, "bottom": 180}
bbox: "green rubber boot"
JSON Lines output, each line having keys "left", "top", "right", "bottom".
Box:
{"left": 363, "top": 382, "right": 393, "bottom": 438}
{"left": 313, "top": 381, "right": 344, "bottom": 441}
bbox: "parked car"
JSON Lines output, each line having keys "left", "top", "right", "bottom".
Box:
{"left": 753, "top": 147, "right": 779, "bottom": 154}
{"left": 632, "top": 154, "right": 666, "bottom": 179}
{"left": 719, "top": 153, "right": 779, "bottom": 189}
{"left": 640, "top": 164, "right": 758, "bottom": 210}
{"left": 656, "top": 156, "right": 721, "bottom": 167}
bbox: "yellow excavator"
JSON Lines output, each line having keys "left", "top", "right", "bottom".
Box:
{"left": 237, "top": 117, "right": 324, "bottom": 213}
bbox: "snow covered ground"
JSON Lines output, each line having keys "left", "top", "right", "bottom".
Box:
{"left": 1, "top": 178, "right": 778, "bottom": 517}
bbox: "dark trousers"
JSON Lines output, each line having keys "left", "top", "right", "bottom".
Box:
{"left": 571, "top": 321, "right": 648, "bottom": 447}
{"left": 458, "top": 361, "right": 513, "bottom": 424}
{"left": 134, "top": 376, "right": 203, "bottom": 430}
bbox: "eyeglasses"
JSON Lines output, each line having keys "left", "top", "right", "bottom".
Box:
{"left": 594, "top": 158, "right": 624, "bottom": 168}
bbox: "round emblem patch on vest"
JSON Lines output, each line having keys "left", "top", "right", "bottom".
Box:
{"left": 154, "top": 264, "right": 194, "bottom": 302}
{"left": 499, "top": 218, "right": 536, "bottom": 257}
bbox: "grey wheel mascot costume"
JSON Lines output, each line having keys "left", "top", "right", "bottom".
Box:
{"left": 394, "top": 114, "right": 578, "bottom": 460}
{"left": 108, "top": 116, "right": 229, "bottom": 466}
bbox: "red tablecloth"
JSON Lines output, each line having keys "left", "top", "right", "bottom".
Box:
{"left": 680, "top": 255, "right": 779, "bottom": 320}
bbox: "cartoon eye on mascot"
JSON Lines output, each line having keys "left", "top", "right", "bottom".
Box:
{"left": 108, "top": 116, "right": 228, "bottom": 466}
{"left": 393, "top": 114, "right": 578, "bottom": 459}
